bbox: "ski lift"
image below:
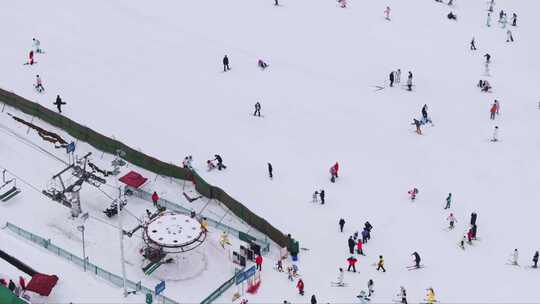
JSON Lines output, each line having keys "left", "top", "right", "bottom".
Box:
{"left": 0, "top": 170, "right": 21, "bottom": 202}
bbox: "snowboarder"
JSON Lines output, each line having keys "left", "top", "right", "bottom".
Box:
{"left": 348, "top": 236, "right": 356, "bottom": 254}
{"left": 490, "top": 102, "right": 497, "bottom": 119}
{"left": 268, "top": 162, "right": 273, "bottom": 179}
{"left": 511, "top": 249, "right": 519, "bottom": 265}
{"left": 258, "top": 59, "right": 268, "bottom": 69}
{"left": 223, "top": 55, "right": 230, "bottom": 72}
{"left": 35, "top": 74, "right": 44, "bottom": 92}
{"left": 384, "top": 6, "right": 391, "bottom": 20}
{"left": 491, "top": 126, "right": 499, "bottom": 142}
{"left": 484, "top": 53, "right": 491, "bottom": 64}
{"left": 470, "top": 37, "right": 477, "bottom": 50}
{"left": 411, "top": 251, "right": 421, "bottom": 268}
{"left": 28, "top": 50, "right": 34, "bottom": 65}
{"left": 470, "top": 212, "right": 478, "bottom": 225}
{"left": 406, "top": 71, "right": 413, "bottom": 91}
{"left": 447, "top": 213, "right": 457, "bottom": 229}
{"left": 533, "top": 251, "right": 539, "bottom": 268}
{"left": 487, "top": 13, "right": 492, "bottom": 26}
{"left": 357, "top": 239, "right": 365, "bottom": 255}
{"left": 32, "top": 38, "right": 42, "bottom": 53}
{"left": 296, "top": 279, "right": 304, "bottom": 295}
{"left": 214, "top": 154, "right": 227, "bottom": 170}
{"left": 329, "top": 162, "right": 339, "bottom": 182}
{"left": 320, "top": 189, "right": 325, "bottom": 204}
{"left": 444, "top": 192, "right": 452, "bottom": 209}
{"left": 254, "top": 102, "right": 261, "bottom": 116}
{"left": 339, "top": 218, "right": 345, "bottom": 232}
{"left": 398, "top": 286, "right": 407, "bottom": 304}
{"left": 312, "top": 190, "right": 319, "bottom": 203}
{"left": 389, "top": 71, "right": 395, "bottom": 87}
{"left": 396, "top": 69, "right": 401, "bottom": 84}
{"left": 367, "top": 279, "right": 374, "bottom": 296}
{"left": 337, "top": 268, "right": 345, "bottom": 286}
{"left": 506, "top": 29, "right": 514, "bottom": 42}
{"left": 310, "top": 294, "right": 317, "bottom": 304}
{"left": 376, "top": 255, "right": 386, "bottom": 272}
{"left": 347, "top": 256, "right": 358, "bottom": 272}
{"left": 426, "top": 287, "right": 436, "bottom": 304}
{"left": 255, "top": 254, "right": 263, "bottom": 270}
{"left": 408, "top": 187, "right": 419, "bottom": 200}
{"left": 511, "top": 13, "right": 517, "bottom": 26}
{"left": 54, "top": 95, "right": 66, "bottom": 113}
{"left": 151, "top": 191, "right": 159, "bottom": 207}
{"left": 412, "top": 119, "right": 422, "bottom": 135}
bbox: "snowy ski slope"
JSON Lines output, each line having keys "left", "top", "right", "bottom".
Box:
{"left": 1, "top": 0, "right": 540, "bottom": 302}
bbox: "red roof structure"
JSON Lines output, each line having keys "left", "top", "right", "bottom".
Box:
{"left": 119, "top": 171, "right": 148, "bottom": 189}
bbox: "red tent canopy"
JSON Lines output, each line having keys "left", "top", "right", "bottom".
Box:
{"left": 119, "top": 171, "right": 148, "bottom": 189}
{"left": 26, "top": 273, "right": 58, "bottom": 296}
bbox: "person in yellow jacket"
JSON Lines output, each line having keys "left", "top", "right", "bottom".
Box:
{"left": 201, "top": 217, "right": 209, "bottom": 232}
{"left": 426, "top": 287, "right": 436, "bottom": 303}
{"left": 376, "top": 255, "right": 386, "bottom": 272}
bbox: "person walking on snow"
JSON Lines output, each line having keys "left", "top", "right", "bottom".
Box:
{"left": 312, "top": 190, "right": 319, "bottom": 203}
{"left": 511, "top": 13, "right": 517, "bottom": 26}
{"left": 214, "top": 154, "right": 227, "bottom": 170}
{"left": 511, "top": 249, "right": 519, "bottom": 265}
{"left": 444, "top": 192, "right": 452, "bottom": 209}
{"left": 254, "top": 102, "right": 261, "bottom": 116}
{"left": 506, "top": 30, "right": 514, "bottom": 42}
{"left": 484, "top": 53, "right": 491, "bottom": 64}
{"left": 486, "top": 13, "right": 492, "bottom": 27}
{"left": 491, "top": 126, "right": 499, "bottom": 142}
{"left": 533, "top": 251, "right": 539, "bottom": 268}
{"left": 367, "top": 279, "right": 374, "bottom": 296}
{"left": 296, "top": 279, "right": 304, "bottom": 295}
{"left": 426, "top": 288, "right": 436, "bottom": 304}
{"left": 347, "top": 256, "right": 358, "bottom": 272}
{"left": 361, "top": 228, "right": 369, "bottom": 244}
{"left": 54, "top": 95, "right": 66, "bottom": 113}
{"left": 500, "top": 13, "right": 507, "bottom": 28}
{"left": 320, "top": 189, "right": 325, "bottom": 204}
{"left": 28, "top": 50, "right": 34, "bottom": 65}
{"left": 267, "top": 162, "right": 273, "bottom": 179}
{"left": 412, "top": 119, "right": 422, "bottom": 135}
{"left": 376, "top": 255, "right": 386, "bottom": 272}
{"left": 470, "top": 37, "right": 477, "bottom": 50}
{"left": 348, "top": 236, "right": 356, "bottom": 254}
{"left": 490, "top": 102, "right": 498, "bottom": 119}
{"left": 330, "top": 162, "right": 339, "bottom": 182}
{"left": 412, "top": 251, "right": 421, "bottom": 268}
{"left": 223, "top": 55, "right": 230, "bottom": 72}
{"left": 310, "top": 295, "right": 317, "bottom": 304}
{"left": 337, "top": 268, "right": 345, "bottom": 285}
{"left": 494, "top": 100, "right": 500, "bottom": 114}
{"left": 339, "top": 218, "right": 345, "bottom": 232}
{"left": 357, "top": 239, "right": 365, "bottom": 255}
{"left": 35, "top": 74, "right": 44, "bottom": 92}
{"left": 384, "top": 6, "right": 391, "bottom": 20}
{"left": 447, "top": 213, "right": 457, "bottom": 229}
{"left": 396, "top": 69, "right": 401, "bottom": 84}
{"left": 389, "top": 71, "right": 395, "bottom": 87}
{"left": 398, "top": 286, "right": 408, "bottom": 304}
{"left": 32, "top": 38, "right": 42, "bottom": 53}
{"left": 406, "top": 72, "right": 413, "bottom": 91}
{"left": 255, "top": 254, "right": 263, "bottom": 270}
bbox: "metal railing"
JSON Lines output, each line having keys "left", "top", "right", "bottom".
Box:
{"left": 4, "top": 222, "right": 179, "bottom": 304}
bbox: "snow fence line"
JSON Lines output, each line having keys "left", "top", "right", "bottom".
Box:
{"left": 0, "top": 88, "right": 299, "bottom": 254}
{"left": 128, "top": 186, "right": 271, "bottom": 254}
{"left": 3, "top": 222, "right": 180, "bottom": 304}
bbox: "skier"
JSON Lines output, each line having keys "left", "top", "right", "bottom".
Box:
{"left": 511, "top": 13, "right": 517, "bottom": 26}
{"left": 310, "top": 294, "right": 317, "bottom": 304}
{"left": 491, "top": 126, "right": 499, "bottom": 142}
{"left": 357, "top": 239, "right": 365, "bottom": 255}
{"left": 312, "top": 190, "right": 319, "bottom": 203}
{"left": 484, "top": 53, "right": 491, "bottom": 64}
{"left": 320, "top": 189, "right": 325, "bottom": 204}
{"left": 268, "top": 162, "right": 273, "bottom": 179}
{"left": 487, "top": 13, "right": 492, "bottom": 27}
{"left": 258, "top": 59, "right": 268, "bottom": 69}
{"left": 389, "top": 71, "right": 395, "bottom": 87}
{"left": 54, "top": 95, "right": 66, "bottom": 113}
{"left": 28, "top": 50, "right": 34, "bottom": 65}
{"left": 347, "top": 256, "right": 358, "bottom": 272}
{"left": 35, "top": 74, "right": 44, "bottom": 92}
{"left": 151, "top": 191, "right": 159, "bottom": 207}
{"left": 470, "top": 37, "right": 477, "bottom": 50}
{"left": 296, "top": 278, "right": 304, "bottom": 295}
{"left": 426, "top": 287, "right": 436, "bottom": 304}
{"left": 396, "top": 69, "right": 401, "bottom": 84}
{"left": 408, "top": 187, "right": 419, "bottom": 200}
{"left": 406, "top": 71, "right": 413, "bottom": 91}
{"left": 506, "top": 29, "right": 514, "bottom": 42}
{"left": 214, "top": 154, "right": 227, "bottom": 170}
{"left": 511, "top": 249, "right": 519, "bottom": 265}
{"left": 376, "top": 255, "right": 386, "bottom": 272}
{"left": 367, "top": 279, "right": 374, "bottom": 296}
{"left": 533, "top": 251, "right": 539, "bottom": 268}
{"left": 412, "top": 119, "right": 422, "bottom": 135}
{"left": 470, "top": 212, "right": 478, "bottom": 225}
{"left": 444, "top": 192, "right": 452, "bottom": 209}
{"left": 32, "top": 38, "right": 42, "bottom": 53}
{"left": 384, "top": 6, "right": 391, "bottom": 20}
{"left": 411, "top": 251, "right": 421, "bottom": 268}
{"left": 447, "top": 213, "right": 457, "bottom": 229}
{"left": 337, "top": 268, "right": 345, "bottom": 286}
{"left": 348, "top": 236, "right": 356, "bottom": 254}
{"left": 254, "top": 102, "right": 261, "bottom": 116}
{"left": 398, "top": 286, "right": 408, "bottom": 304}
{"left": 255, "top": 254, "right": 263, "bottom": 270}
{"left": 339, "top": 218, "right": 345, "bottom": 232}
{"left": 490, "top": 102, "right": 497, "bottom": 119}
{"left": 223, "top": 55, "right": 230, "bottom": 72}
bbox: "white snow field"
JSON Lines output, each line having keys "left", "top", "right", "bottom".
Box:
{"left": 1, "top": 0, "right": 540, "bottom": 302}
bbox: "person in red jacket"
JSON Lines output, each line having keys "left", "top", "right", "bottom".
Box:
{"left": 347, "top": 256, "right": 358, "bottom": 272}
{"left": 330, "top": 162, "right": 339, "bottom": 182}
{"left": 297, "top": 279, "right": 305, "bottom": 295}
{"left": 29, "top": 50, "right": 34, "bottom": 65}
{"left": 255, "top": 254, "right": 263, "bottom": 271}
{"left": 490, "top": 103, "right": 497, "bottom": 120}
{"left": 357, "top": 239, "right": 365, "bottom": 256}
{"left": 19, "top": 276, "right": 26, "bottom": 290}
{"left": 151, "top": 191, "right": 159, "bottom": 207}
